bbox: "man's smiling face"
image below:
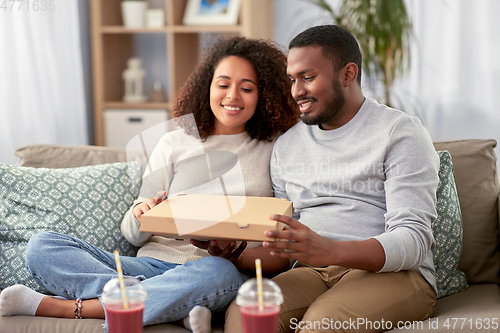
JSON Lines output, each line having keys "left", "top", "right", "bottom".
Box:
{"left": 287, "top": 46, "right": 346, "bottom": 130}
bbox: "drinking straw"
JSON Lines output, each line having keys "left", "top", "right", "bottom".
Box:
{"left": 255, "top": 258, "right": 263, "bottom": 312}
{"left": 113, "top": 250, "right": 129, "bottom": 309}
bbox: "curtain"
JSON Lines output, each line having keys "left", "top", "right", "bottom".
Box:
{"left": 0, "top": 0, "right": 88, "bottom": 165}
{"left": 274, "top": 0, "right": 500, "bottom": 166}
{"left": 395, "top": 0, "right": 500, "bottom": 151}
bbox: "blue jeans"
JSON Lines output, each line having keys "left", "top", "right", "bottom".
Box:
{"left": 25, "top": 231, "right": 249, "bottom": 326}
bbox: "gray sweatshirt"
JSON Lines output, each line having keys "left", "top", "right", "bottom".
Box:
{"left": 270, "top": 98, "right": 440, "bottom": 293}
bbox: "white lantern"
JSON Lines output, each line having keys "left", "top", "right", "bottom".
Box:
{"left": 122, "top": 57, "right": 147, "bottom": 103}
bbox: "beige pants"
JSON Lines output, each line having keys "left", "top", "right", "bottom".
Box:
{"left": 225, "top": 265, "right": 436, "bottom": 333}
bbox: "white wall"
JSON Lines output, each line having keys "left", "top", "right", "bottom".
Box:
{"left": 3, "top": 0, "right": 498, "bottom": 167}
{"left": 273, "top": 0, "right": 340, "bottom": 49}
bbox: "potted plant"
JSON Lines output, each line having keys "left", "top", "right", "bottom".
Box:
{"left": 121, "top": 0, "right": 147, "bottom": 28}
{"left": 308, "top": 0, "right": 412, "bottom": 107}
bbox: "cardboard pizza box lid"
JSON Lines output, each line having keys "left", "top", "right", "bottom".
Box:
{"left": 140, "top": 194, "right": 292, "bottom": 241}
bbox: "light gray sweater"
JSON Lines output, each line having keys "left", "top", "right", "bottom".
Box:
{"left": 121, "top": 130, "right": 275, "bottom": 264}
{"left": 270, "top": 98, "right": 440, "bottom": 293}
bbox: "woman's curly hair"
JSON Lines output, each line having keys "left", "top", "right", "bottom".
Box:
{"left": 173, "top": 36, "right": 299, "bottom": 141}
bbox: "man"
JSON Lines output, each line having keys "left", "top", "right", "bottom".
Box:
{"left": 225, "top": 25, "right": 439, "bottom": 332}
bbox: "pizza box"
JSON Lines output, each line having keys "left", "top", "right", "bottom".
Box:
{"left": 140, "top": 194, "right": 292, "bottom": 241}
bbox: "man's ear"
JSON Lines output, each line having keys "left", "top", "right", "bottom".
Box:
{"left": 342, "top": 62, "right": 359, "bottom": 87}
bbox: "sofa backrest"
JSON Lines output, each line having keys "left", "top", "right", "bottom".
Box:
{"left": 15, "top": 140, "right": 500, "bottom": 285}
{"left": 434, "top": 139, "right": 500, "bottom": 285}
{"left": 15, "top": 144, "right": 149, "bottom": 175}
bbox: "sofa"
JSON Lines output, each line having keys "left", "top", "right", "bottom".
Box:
{"left": 0, "top": 139, "right": 499, "bottom": 333}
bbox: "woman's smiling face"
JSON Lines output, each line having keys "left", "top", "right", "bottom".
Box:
{"left": 210, "top": 56, "right": 259, "bottom": 135}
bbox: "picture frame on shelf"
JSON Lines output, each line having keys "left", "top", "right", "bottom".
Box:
{"left": 183, "top": 0, "right": 242, "bottom": 26}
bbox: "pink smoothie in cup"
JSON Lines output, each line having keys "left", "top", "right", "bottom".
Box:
{"left": 236, "top": 278, "right": 283, "bottom": 333}
{"left": 105, "top": 301, "right": 144, "bottom": 333}
{"left": 102, "top": 277, "right": 147, "bottom": 333}
{"left": 240, "top": 304, "right": 280, "bottom": 333}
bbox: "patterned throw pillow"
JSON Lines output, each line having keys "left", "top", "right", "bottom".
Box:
{"left": 433, "top": 151, "right": 468, "bottom": 298}
{"left": 0, "top": 162, "right": 141, "bottom": 292}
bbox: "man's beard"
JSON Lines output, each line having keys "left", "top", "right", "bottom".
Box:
{"left": 301, "top": 78, "right": 345, "bottom": 126}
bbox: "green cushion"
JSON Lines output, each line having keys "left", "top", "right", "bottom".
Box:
{"left": 434, "top": 151, "right": 468, "bottom": 298}
{"left": 0, "top": 162, "right": 141, "bottom": 292}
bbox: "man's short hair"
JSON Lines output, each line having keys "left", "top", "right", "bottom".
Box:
{"left": 289, "top": 25, "right": 362, "bottom": 84}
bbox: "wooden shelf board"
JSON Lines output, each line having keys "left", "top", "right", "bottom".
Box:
{"left": 101, "top": 26, "right": 168, "bottom": 34}
{"left": 100, "top": 25, "right": 243, "bottom": 34}
{"left": 104, "top": 102, "right": 172, "bottom": 109}
{"left": 170, "top": 25, "right": 242, "bottom": 33}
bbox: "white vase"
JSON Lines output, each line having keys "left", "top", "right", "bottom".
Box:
{"left": 121, "top": 1, "right": 147, "bottom": 28}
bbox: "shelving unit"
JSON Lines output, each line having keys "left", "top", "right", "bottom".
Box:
{"left": 90, "top": 0, "right": 273, "bottom": 146}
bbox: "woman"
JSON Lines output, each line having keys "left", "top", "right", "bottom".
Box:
{"left": 0, "top": 36, "right": 299, "bottom": 333}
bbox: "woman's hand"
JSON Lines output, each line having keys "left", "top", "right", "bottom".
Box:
{"left": 132, "top": 191, "right": 166, "bottom": 223}
{"left": 191, "top": 240, "right": 290, "bottom": 276}
{"left": 190, "top": 240, "right": 247, "bottom": 265}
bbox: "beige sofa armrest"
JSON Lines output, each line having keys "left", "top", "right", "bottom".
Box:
{"left": 433, "top": 139, "right": 500, "bottom": 285}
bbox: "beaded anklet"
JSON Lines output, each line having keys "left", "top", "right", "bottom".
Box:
{"left": 74, "top": 298, "right": 83, "bottom": 319}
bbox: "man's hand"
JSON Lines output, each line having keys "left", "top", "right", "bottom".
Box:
{"left": 190, "top": 240, "right": 247, "bottom": 265}
{"left": 264, "top": 214, "right": 386, "bottom": 271}
{"left": 263, "top": 214, "right": 336, "bottom": 267}
{"left": 133, "top": 191, "right": 166, "bottom": 223}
